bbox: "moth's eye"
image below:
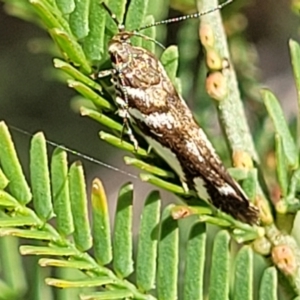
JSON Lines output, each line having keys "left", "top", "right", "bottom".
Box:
{"left": 110, "top": 53, "right": 117, "bottom": 64}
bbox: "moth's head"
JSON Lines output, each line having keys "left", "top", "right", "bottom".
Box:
{"left": 108, "top": 32, "right": 134, "bottom": 66}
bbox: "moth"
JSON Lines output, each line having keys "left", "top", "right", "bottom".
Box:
{"left": 99, "top": 1, "right": 259, "bottom": 224}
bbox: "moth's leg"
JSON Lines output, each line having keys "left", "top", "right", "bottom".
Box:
{"left": 125, "top": 123, "right": 139, "bottom": 151}
{"left": 116, "top": 85, "right": 139, "bottom": 151}
{"left": 117, "top": 103, "right": 139, "bottom": 150}
{"left": 118, "top": 73, "right": 140, "bottom": 150}
{"left": 96, "top": 64, "right": 139, "bottom": 150}
{"left": 91, "top": 69, "right": 113, "bottom": 80}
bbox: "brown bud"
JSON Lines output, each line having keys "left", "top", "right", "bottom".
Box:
{"left": 272, "top": 245, "right": 297, "bottom": 276}
{"left": 205, "top": 72, "right": 227, "bottom": 100}
{"left": 232, "top": 150, "right": 253, "bottom": 169}
{"left": 171, "top": 206, "right": 192, "bottom": 220}
{"left": 255, "top": 195, "right": 273, "bottom": 225}
{"left": 199, "top": 24, "right": 214, "bottom": 48}
{"left": 206, "top": 49, "right": 223, "bottom": 71}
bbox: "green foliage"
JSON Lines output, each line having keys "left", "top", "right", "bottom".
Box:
{"left": 2, "top": 0, "right": 300, "bottom": 299}
{"left": 0, "top": 121, "right": 272, "bottom": 299}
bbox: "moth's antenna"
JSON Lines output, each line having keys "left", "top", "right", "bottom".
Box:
{"left": 9, "top": 125, "right": 138, "bottom": 180}
{"left": 137, "top": 0, "right": 233, "bottom": 32}
{"left": 101, "top": 2, "right": 165, "bottom": 48}
{"left": 101, "top": 2, "right": 125, "bottom": 31}
{"left": 132, "top": 31, "right": 166, "bottom": 49}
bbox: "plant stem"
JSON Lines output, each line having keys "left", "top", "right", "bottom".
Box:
{"left": 197, "top": 0, "right": 259, "bottom": 163}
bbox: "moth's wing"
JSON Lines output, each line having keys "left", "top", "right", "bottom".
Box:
{"left": 188, "top": 127, "right": 259, "bottom": 224}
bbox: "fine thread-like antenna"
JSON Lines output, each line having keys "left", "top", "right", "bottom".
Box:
{"left": 102, "top": 0, "right": 233, "bottom": 34}
{"left": 137, "top": 0, "right": 233, "bottom": 32}
{"left": 132, "top": 31, "right": 166, "bottom": 49}
{"left": 101, "top": 0, "right": 233, "bottom": 49}
{"left": 9, "top": 125, "right": 138, "bottom": 180}
{"left": 101, "top": 2, "right": 166, "bottom": 49}
{"left": 101, "top": 2, "right": 125, "bottom": 31}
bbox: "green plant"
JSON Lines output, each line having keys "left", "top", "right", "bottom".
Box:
{"left": 1, "top": 0, "right": 300, "bottom": 299}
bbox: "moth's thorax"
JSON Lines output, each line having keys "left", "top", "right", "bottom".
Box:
{"left": 108, "top": 33, "right": 141, "bottom": 66}
{"left": 109, "top": 43, "right": 160, "bottom": 81}
{"left": 109, "top": 40, "right": 178, "bottom": 113}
